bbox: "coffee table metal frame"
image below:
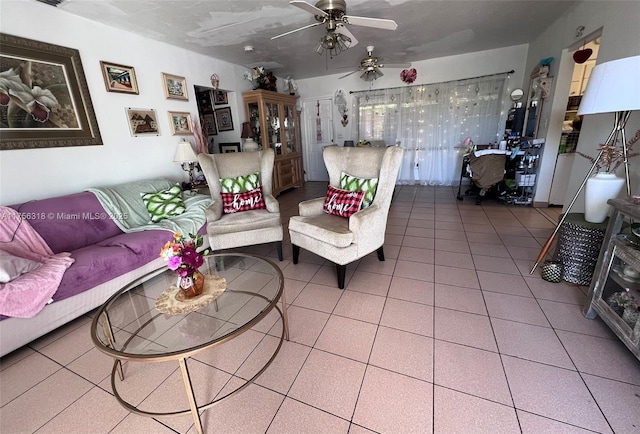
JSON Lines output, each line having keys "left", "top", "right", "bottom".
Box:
{"left": 90, "top": 253, "right": 289, "bottom": 434}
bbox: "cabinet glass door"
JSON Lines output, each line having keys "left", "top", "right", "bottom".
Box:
{"left": 265, "top": 102, "right": 281, "bottom": 155}
{"left": 248, "top": 102, "right": 262, "bottom": 149}
{"left": 602, "top": 244, "right": 640, "bottom": 334}
{"left": 284, "top": 104, "right": 297, "bottom": 154}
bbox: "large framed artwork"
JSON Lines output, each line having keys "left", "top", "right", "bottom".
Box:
{"left": 215, "top": 107, "right": 234, "bottom": 132}
{"left": 125, "top": 108, "right": 159, "bottom": 136}
{"left": 100, "top": 61, "right": 139, "bottom": 94}
{"left": 168, "top": 111, "right": 192, "bottom": 135}
{"left": 0, "top": 33, "right": 102, "bottom": 150}
{"left": 162, "top": 72, "right": 188, "bottom": 101}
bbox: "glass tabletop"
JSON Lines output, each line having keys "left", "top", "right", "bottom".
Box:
{"left": 91, "top": 254, "right": 283, "bottom": 359}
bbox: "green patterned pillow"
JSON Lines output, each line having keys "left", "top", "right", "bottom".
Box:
{"left": 339, "top": 172, "right": 379, "bottom": 210}
{"left": 140, "top": 184, "right": 186, "bottom": 223}
{"left": 219, "top": 172, "right": 260, "bottom": 193}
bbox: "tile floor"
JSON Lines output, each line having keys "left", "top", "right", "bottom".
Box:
{"left": 2, "top": 182, "right": 640, "bottom": 434}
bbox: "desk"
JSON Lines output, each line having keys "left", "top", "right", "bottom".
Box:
{"left": 90, "top": 254, "right": 289, "bottom": 434}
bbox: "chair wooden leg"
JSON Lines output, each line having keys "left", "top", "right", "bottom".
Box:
{"left": 336, "top": 264, "right": 346, "bottom": 289}
{"left": 377, "top": 246, "right": 385, "bottom": 261}
{"left": 276, "top": 241, "right": 283, "bottom": 261}
{"left": 292, "top": 244, "right": 300, "bottom": 264}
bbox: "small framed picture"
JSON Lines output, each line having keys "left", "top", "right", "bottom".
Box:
{"left": 125, "top": 108, "right": 159, "bottom": 136}
{"left": 162, "top": 72, "right": 188, "bottom": 100}
{"left": 215, "top": 107, "right": 234, "bottom": 131}
{"left": 219, "top": 142, "right": 241, "bottom": 153}
{"left": 100, "top": 61, "right": 139, "bottom": 94}
{"left": 203, "top": 113, "right": 217, "bottom": 136}
{"left": 168, "top": 111, "right": 193, "bottom": 135}
{"left": 213, "top": 90, "right": 228, "bottom": 105}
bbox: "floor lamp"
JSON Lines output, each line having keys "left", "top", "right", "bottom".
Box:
{"left": 530, "top": 55, "right": 640, "bottom": 274}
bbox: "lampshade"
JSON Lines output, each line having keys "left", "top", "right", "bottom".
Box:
{"left": 316, "top": 31, "right": 351, "bottom": 57}
{"left": 578, "top": 55, "right": 640, "bottom": 115}
{"left": 173, "top": 141, "right": 197, "bottom": 162}
{"left": 240, "top": 122, "right": 254, "bottom": 139}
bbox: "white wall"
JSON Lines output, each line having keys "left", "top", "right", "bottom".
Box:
{"left": 296, "top": 44, "right": 529, "bottom": 146}
{"left": 526, "top": 0, "right": 640, "bottom": 207}
{"left": 0, "top": 0, "right": 255, "bottom": 205}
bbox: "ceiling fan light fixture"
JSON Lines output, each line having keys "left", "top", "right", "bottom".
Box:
{"left": 316, "top": 31, "right": 352, "bottom": 56}
{"left": 361, "top": 68, "right": 383, "bottom": 82}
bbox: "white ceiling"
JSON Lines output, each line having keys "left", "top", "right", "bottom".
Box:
{"left": 48, "top": 0, "right": 579, "bottom": 79}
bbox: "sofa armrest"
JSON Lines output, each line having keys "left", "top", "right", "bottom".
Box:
{"left": 264, "top": 194, "right": 280, "bottom": 213}
{"left": 298, "top": 197, "right": 325, "bottom": 216}
{"left": 348, "top": 204, "right": 385, "bottom": 244}
{"left": 205, "top": 200, "right": 223, "bottom": 223}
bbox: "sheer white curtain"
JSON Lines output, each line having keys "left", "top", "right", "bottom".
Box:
{"left": 353, "top": 73, "right": 508, "bottom": 185}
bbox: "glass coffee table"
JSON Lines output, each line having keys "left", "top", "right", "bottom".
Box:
{"left": 90, "top": 253, "right": 288, "bottom": 434}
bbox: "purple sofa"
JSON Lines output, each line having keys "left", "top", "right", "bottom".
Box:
{"left": 1, "top": 184, "right": 208, "bottom": 357}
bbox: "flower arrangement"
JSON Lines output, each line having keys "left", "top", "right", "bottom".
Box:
{"left": 244, "top": 66, "right": 277, "bottom": 92}
{"left": 160, "top": 233, "right": 209, "bottom": 278}
{"left": 577, "top": 129, "right": 640, "bottom": 173}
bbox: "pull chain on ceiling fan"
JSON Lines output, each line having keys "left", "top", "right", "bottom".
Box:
{"left": 271, "top": 0, "right": 398, "bottom": 57}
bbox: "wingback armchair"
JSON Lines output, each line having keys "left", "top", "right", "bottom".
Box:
{"left": 197, "top": 149, "right": 283, "bottom": 260}
{"left": 288, "top": 145, "right": 403, "bottom": 288}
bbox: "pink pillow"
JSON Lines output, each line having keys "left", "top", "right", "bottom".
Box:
{"left": 323, "top": 185, "right": 365, "bottom": 218}
{"left": 221, "top": 186, "right": 266, "bottom": 214}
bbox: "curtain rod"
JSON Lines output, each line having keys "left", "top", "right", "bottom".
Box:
{"left": 349, "top": 70, "right": 515, "bottom": 94}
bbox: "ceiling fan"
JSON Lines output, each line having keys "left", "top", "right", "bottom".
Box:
{"left": 271, "top": 0, "right": 398, "bottom": 56}
{"left": 339, "top": 46, "right": 411, "bottom": 81}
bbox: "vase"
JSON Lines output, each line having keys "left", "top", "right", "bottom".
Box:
{"left": 178, "top": 270, "right": 205, "bottom": 298}
{"left": 584, "top": 172, "right": 625, "bottom": 223}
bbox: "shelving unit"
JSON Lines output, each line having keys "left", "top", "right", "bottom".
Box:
{"left": 583, "top": 198, "right": 640, "bottom": 360}
{"left": 242, "top": 90, "right": 303, "bottom": 196}
{"left": 501, "top": 141, "right": 544, "bottom": 206}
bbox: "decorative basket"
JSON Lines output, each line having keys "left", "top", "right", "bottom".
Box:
{"left": 541, "top": 260, "right": 563, "bottom": 283}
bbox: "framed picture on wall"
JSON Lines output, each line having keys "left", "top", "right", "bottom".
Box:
{"left": 168, "top": 111, "right": 192, "bottom": 135}
{"left": 162, "top": 72, "right": 188, "bottom": 100}
{"left": 213, "top": 90, "right": 228, "bottom": 105}
{"left": 100, "top": 61, "right": 139, "bottom": 94}
{"left": 219, "top": 142, "right": 240, "bottom": 153}
{"left": 203, "top": 113, "right": 217, "bottom": 136}
{"left": 0, "top": 33, "right": 102, "bottom": 150}
{"left": 125, "top": 108, "right": 159, "bottom": 136}
{"left": 215, "top": 107, "right": 234, "bottom": 131}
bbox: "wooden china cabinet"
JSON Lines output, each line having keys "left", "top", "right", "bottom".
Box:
{"left": 242, "top": 90, "right": 304, "bottom": 196}
{"left": 242, "top": 90, "right": 303, "bottom": 197}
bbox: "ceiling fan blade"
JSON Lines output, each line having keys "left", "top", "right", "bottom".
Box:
{"left": 339, "top": 69, "right": 362, "bottom": 79}
{"left": 290, "top": 0, "right": 328, "bottom": 17}
{"left": 380, "top": 63, "right": 412, "bottom": 69}
{"left": 343, "top": 15, "right": 398, "bottom": 30}
{"left": 271, "top": 22, "right": 323, "bottom": 40}
{"left": 335, "top": 25, "right": 358, "bottom": 48}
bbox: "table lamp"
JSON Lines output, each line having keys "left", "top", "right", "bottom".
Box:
{"left": 173, "top": 140, "right": 198, "bottom": 185}
{"left": 241, "top": 121, "right": 259, "bottom": 152}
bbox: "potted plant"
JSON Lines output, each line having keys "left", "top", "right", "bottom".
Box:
{"left": 577, "top": 129, "right": 640, "bottom": 223}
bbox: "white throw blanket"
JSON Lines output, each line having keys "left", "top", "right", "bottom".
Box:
{"left": 0, "top": 207, "right": 74, "bottom": 318}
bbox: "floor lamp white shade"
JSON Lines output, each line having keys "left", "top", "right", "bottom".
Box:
{"left": 578, "top": 55, "right": 640, "bottom": 115}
